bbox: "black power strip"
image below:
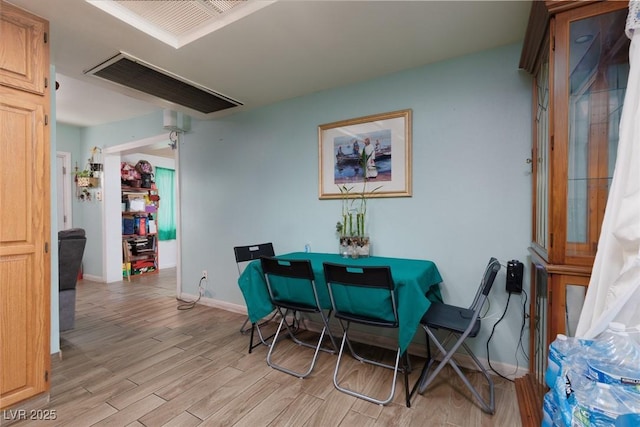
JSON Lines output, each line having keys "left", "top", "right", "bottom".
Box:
{"left": 506, "top": 260, "right": 524, "bottom": 293}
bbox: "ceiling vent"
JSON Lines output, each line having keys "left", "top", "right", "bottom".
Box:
{"left": 84, "top": 52, "right": 242, "bottom": 114}
{"left": 87, "top": 0, "right": 275, "bottom": 48}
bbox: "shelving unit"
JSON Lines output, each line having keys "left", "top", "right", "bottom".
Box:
{"left": 516, "top": 2, "right": 630, "bottom": 424}
{"left": 122, "top": 185, "right": 159, "bottom": 278}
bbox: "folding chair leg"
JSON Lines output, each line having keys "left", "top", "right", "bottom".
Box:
{"left": 403, "top": 352, "right": 412, "bottom": 408}
{"left": 240, "top": 316, "right": 252, "bottom": 335}
{"left": 240, "top": 311, "right": 280, "bottom": 335}
{"left": 460, "top": 342, "right": 495, "bottom": 414}
{"left": 416, "top": 329, "right": 495, "bottom": 414}
{"left": 248, "top": 323, "right": 256, "bottom": 353}
{"left": 266, "top": 312, "right": 328, "bottom": 379}
{"left": 341, "top": 323, "right": 397, "bottom": 371}
{"left": 279, "top": 311, "right": 336, "bottom": 355}
{"left": 244, "top": 310, "right": 300, "bottom": 353}
{"left": 409, "top": 342, "right": 434, "bottom": 401}
{"left": 333, "top": 329, "right": 402, "bottom": 406}
{"left": 248, "top": 322, "right": 275, "bottom": 354}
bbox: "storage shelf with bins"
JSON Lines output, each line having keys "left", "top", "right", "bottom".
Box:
{"left": 515, "top": 1, "right": 630, "bottom": 424}
{"left": 122, "top": 186, "right": 159, "bottom": 277}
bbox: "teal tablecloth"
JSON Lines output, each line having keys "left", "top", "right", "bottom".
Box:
{"left": 237, "top": 252, "right": 443, "bottom": 353}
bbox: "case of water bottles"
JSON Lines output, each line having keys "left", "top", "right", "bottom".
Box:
{"left": 543, "top": 323, "right": 640, "bottom": 427}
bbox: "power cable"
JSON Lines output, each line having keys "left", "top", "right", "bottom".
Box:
{"left": 176, "top": 276, "right": 206, "bottom": 310}
{"left": 486, "top": 290, "right": 513, "bottom": 382}
{"left": 517, "top": 289, "right": 529, "bottom": 362}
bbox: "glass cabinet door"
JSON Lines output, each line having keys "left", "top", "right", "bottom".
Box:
{"left": 559, "top": 6, "right": 629, "bottom": 263}
{"left": 531, "top": 262, "right": 549, "bottom": 387}
{"left": 533, "top": 52, "right": 550, "bottom": 254}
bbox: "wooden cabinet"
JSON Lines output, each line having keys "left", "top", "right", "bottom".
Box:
{"left": 122, "top": 186, "right": 159, "bottom": 277}
{"left": 0, "top": 1, "right": 48, "bottom": 95}
{"left": 516, "top": 1, "right": 630, "bottom": 424}
{"left": 0, "top": 1, "right": 51, "bottom": 409}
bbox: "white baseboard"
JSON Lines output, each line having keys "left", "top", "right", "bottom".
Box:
{"left": 178, "top": 297, "right": 529, "bottom": 380}
{"left": 302, "top": 319, "right": 529, "bottom": 381}
{"left": 82, "top": 274, "right": 103, "bottom": 282}
{"left": 180, "top": 293, "right": 248, "bottom": 315}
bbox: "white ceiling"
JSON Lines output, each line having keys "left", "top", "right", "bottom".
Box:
{"left": 10, "top": 0, "right": 532, "bottom": 128}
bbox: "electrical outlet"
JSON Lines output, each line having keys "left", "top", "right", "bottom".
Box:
{"left": 202, "top": 270, "right": 207, "bottom": 280}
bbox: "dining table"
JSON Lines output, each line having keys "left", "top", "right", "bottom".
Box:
{"left": 237, "top": 252, "right": 443, "bottom": 353}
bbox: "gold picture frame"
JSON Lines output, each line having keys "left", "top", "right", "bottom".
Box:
{"left": 318, "top": 109, "right": 412, "bottom": 199}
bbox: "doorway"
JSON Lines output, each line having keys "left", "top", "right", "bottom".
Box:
{"left": 102, "top": 133, "right": 181, "bottom": 296}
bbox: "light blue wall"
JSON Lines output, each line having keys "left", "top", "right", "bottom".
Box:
{"left": 69, "top": 43, "right": 532, "bottom": 366}
{"left": 179, "top": 43, "right": 533, "bottom": 367}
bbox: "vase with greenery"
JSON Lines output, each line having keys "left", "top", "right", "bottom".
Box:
{"left": 74, "top": 168, "right": 92, "bottom": 187}
{"left": 335, "top": 148, "right": 381, "bottom": 258}
{"left": 73, "top": 159, "right": 101, "bottom": 202}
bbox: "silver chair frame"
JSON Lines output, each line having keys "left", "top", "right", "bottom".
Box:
{"left": 324, "top": 263, "right": 411, "bottom": 407}
{"left": 332, "top": 319, "right": 408, "bottom": 406}
{"left": 236, "top": 259, "right": 278, "bottom": 348}
{"left": 235, "top": 243, "right": 296, "bottom": 353}
{"left": 414, "top": 258, "right": 500, "bottom": 414}
{"left": 262, "top": 257, "right": 337, "bottom": 379}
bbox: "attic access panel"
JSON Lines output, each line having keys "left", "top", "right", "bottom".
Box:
{"left": 86, "top": 53, "right": 242, "bottom": 114}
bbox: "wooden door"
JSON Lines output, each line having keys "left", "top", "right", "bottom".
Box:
{"left": 0, "top": 1, "right": 51, "bottom": 409}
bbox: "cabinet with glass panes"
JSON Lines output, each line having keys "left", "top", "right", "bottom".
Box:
{"left": 515, "top": 1, "right": 630, "bottom": 423}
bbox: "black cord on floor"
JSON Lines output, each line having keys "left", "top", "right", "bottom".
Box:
{"left": 486, "top": 291, "right": 513, "bottom": 382}
{"left": 176, "top": 276, "right": 206, "bottom": 310}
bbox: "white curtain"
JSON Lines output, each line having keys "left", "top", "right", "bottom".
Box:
{"left": 576, "top": 1, "right": 640, "bottom": 340}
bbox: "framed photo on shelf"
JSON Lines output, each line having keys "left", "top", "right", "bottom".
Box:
{"left": 318, "top": 109, "right": 412, "bottom": 199}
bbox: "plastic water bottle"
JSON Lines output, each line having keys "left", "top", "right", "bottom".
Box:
{"left": 542, "top": 390, "right": 559, "bottom": 427}
{"left": 572, "top": 383, "right": 628, "bottom": 426}
{"left": 629, "top": 326, "right": 640, "bottom": 347}
{"left": 546, "top": 334, "right": 590, "bottom": 389}
{"left": 553, "top": 366, "right": 594, "bottom": 427}
{"left": 611, "top": 384, "right": 640, "bottom": 413}
{"left": 586, "top": 322, "right": 640, "bottom": 387}
{"left": 547, "top": 334, "right": 574, "bottom": 388}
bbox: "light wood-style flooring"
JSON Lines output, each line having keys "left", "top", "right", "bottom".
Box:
{"left": 13, "top": 269, "right": 521, "bottom": 426}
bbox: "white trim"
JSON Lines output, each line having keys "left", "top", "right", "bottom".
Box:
{"left": 102, "top": 133, "right": 171, "bottom": 154}
{"left": 102, "top": 133, "right": 181, "bottom": 294}
{"left": 174, "top": 133, "right": 182, "bottom": 298}
{"left": 56, "top": 151, "right": 73, "bottom": 230}
{"left": 82, "top": 274, "right": 103, "bottom": 283}
{"left": 181, "top": 293, "right": 248, "bottom": 315}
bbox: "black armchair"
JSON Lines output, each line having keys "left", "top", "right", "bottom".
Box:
{"left": 58, "top": 228, "right": 86, "bottom": 331}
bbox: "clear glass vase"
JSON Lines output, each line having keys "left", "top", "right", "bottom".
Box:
{"left": 339, "top": 236, "right": 370, "bottom": 258}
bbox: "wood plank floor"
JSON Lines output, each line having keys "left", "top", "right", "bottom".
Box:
{"left": 13, "top": 269, "right": 522, "bottom": 426}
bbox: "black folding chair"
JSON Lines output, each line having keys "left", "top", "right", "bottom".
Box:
{"left": 412, "top": 257, "right": 501, "bottom": 414}
{"left": 234, "top": 243, "right": 278, "bottom": 353}
{"left": 323, "top": 262, "right": 411, "bottom": 407}
{"left": 260, "top": 256, "right": 337, "bottom": 378}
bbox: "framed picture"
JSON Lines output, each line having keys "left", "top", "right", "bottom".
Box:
{"left": 318, "top": 109, "right": 412, "bottom": 199}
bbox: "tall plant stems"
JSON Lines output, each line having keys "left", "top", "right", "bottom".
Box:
{"left": 336, "top": 149, "right": 381, "bottom": 238}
